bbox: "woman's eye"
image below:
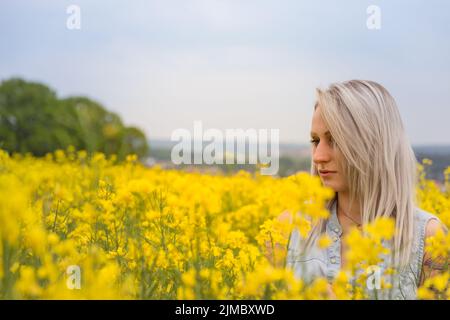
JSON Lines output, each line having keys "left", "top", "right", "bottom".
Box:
{"left": 310, "top": 137, "right": 335, "bottom": 147}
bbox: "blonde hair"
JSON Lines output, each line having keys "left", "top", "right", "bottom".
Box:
{"left": 306, "top": 80, "right": 418, "bottom": 269}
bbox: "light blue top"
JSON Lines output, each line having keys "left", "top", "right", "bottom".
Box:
{"left": 286, "top": 198, "right": 439, "bottom": 300}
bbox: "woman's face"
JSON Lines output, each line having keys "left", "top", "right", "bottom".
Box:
{"left": 310, "top": 106, "right": 348, "bottom": 193}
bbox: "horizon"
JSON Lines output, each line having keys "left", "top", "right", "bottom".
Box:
{"left": 147, "top": 137, "right": 450, "bottom": 148}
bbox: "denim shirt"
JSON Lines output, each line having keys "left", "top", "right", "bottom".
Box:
{"left": 286, "top": 199, "right": 438, "bottom": 300}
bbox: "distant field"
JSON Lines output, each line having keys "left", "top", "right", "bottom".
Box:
{"left": 148, "top": 140, "right": 450, "bottom": 182}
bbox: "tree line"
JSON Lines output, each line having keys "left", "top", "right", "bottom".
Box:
{"left": 0, "top": 78, "right": 149, "bottom": 160}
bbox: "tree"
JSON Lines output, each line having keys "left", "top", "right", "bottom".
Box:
{"left": 0, "top": 78, "right": 149, "bottom": 160}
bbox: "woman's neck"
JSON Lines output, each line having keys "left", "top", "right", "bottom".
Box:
{"left": 336, "top": 192, "right": 362, "bottom": 226}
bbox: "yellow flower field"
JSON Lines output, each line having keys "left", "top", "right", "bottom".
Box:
{"left": 0, "top": 148, "right": 448, "bottom": 299}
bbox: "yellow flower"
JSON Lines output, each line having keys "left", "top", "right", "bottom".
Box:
{"left": 25, "top": 227, "right": 47, "bottom": 256}
{"left": 417, "top": 287, "right": 435, "bottom": 300}
{"left": 15, "top": 266, "right": 42, "bottom": 298}
{"left": 318, "top": 234, "right": 332, "bottom": 249}
{"left": 331, "top": 271, "right": 352, "bottom": 300}
{"left": 181, "top": 269, "right": 196, "bottom": 287}
{"left": 423, "top": 272, "right": 449, "bottom": 292}
{"left": 425, "top": 229, "right": 450, "bottom": 260}
{"left": 364, "top": 217, "right": 395, "bottom": 241}
{"left": 1, "top": 148, "right": 448, "bottom": 300}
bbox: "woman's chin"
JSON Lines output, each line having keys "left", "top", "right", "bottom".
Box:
{"left": 321, "top": 180, "right": 338, "bottom": 192}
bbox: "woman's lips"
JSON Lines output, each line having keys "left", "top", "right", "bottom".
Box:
{"left": 319, "top": 170, "right": 336, "bottom": 177}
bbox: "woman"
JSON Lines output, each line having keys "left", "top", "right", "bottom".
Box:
{"left": 285, "top": 80, "right": 446, "bottom": 299}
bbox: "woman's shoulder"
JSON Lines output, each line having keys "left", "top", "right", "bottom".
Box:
{"left": 413, "top": 207, "right": 447, "bottom": 242}
{"left": 413, "top": 207, "right": 442, "bottom": 226}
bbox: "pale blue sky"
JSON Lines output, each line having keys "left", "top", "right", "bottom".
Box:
{"left": 1, "top": 0, "right": 449, "bottom": 144}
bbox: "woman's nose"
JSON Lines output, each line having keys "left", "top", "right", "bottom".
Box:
{"left": 313, "top": 142, "right": 332, "bottom": 164}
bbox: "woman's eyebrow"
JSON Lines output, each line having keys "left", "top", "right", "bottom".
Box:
{"left": 310, "top": 130, "right": 331, "bottom": 136}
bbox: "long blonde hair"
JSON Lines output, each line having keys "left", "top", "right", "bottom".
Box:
{"left": 306, "top": 80, "right": 418, "bottom": 269}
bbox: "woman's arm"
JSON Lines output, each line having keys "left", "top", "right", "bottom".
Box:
{"left": 419, "top": 219, "right": 448, "bottom": 286}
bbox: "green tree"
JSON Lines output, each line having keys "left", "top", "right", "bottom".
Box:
{"left": 118, "top": 126, "right": 149, "bottom": 160}
{"left": 0, "top": 78, "right": 149, "bottom": 160}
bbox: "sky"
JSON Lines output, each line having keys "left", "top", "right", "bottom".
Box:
{"left": 1, "top": 0, "right": 450, "bottom": 145}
